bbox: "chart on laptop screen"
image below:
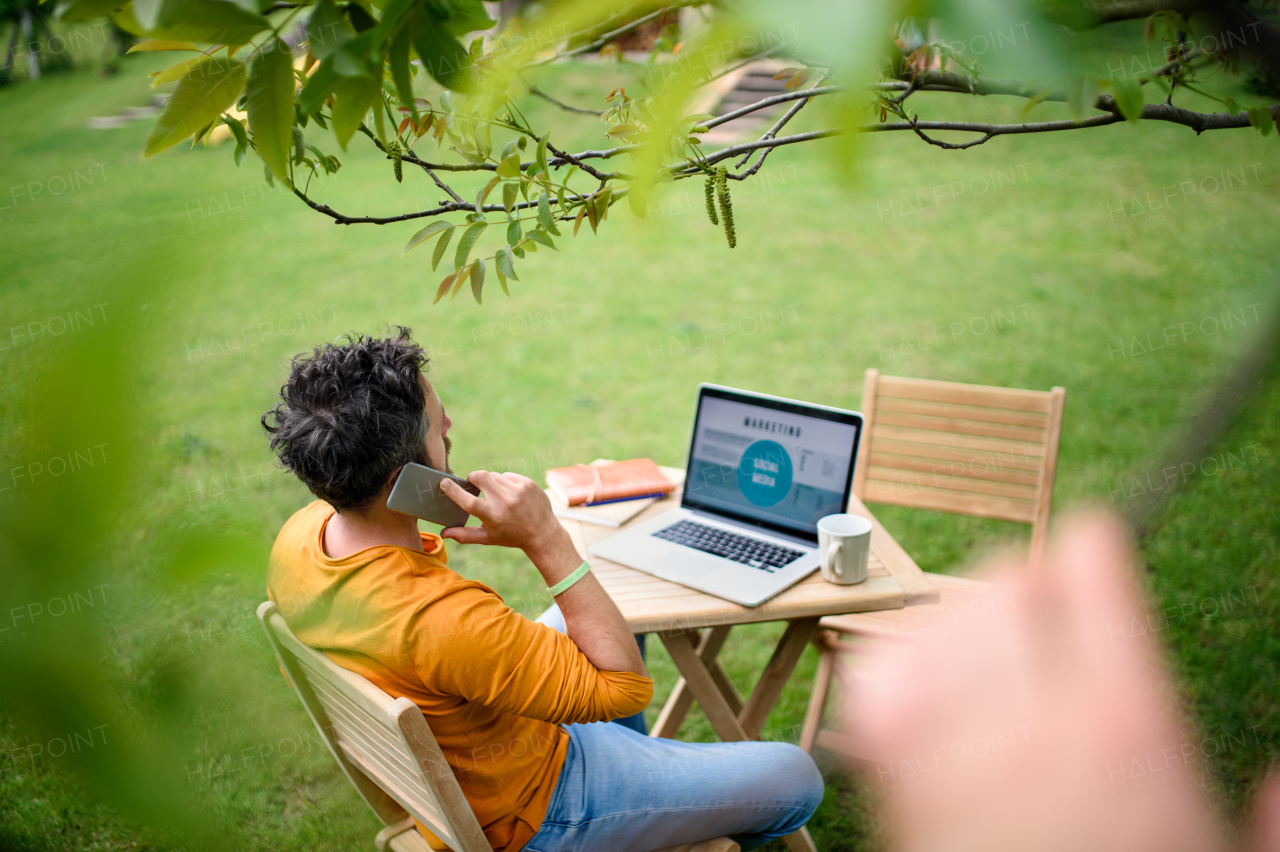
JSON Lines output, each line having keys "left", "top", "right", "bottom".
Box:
{"left": 684, "top": 395, "right": 859, "bottom": 536}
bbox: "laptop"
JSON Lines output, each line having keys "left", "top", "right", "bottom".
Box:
{"left": 589, "top": 384, "right": 863, "bottom": 607}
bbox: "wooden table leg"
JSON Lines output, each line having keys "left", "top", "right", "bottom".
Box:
{"left": 738, "top": 617, "right": 820, "bottom": 739}
{"left": 659, "top": 631, "right": 749, "bottom": 742}
{"left": 652, "top": 625, "right": 737, "bottom": 739}
{"left": 661, "top": 619, "right": 825, "bottom": 852}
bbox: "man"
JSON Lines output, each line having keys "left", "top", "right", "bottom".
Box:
{"left": 263, "top": 329, "right": 822, "bottom": 852}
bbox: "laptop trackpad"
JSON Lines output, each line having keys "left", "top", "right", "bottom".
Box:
{"left": 652, "top": 550, "right": 721, "bottom": 580}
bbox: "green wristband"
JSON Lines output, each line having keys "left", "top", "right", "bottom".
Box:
{"left": 547, "top": 561, "right": 591, "bottom": 597}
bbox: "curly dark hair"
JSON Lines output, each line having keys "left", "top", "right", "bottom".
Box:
{"left": 262, "top": 328, "right": 430, "bottom": 511}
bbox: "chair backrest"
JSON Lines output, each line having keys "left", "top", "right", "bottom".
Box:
{"left": 256, "top": 601, "right": 491, "bottom": 852}
{"left": 851, "top": 369, "right": 1065, "bottom": 568}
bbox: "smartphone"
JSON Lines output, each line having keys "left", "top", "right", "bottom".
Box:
{"left": 386, "top": 462, "right": 481, "bottom": 528}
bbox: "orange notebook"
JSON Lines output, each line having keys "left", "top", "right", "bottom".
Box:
{"left": 545, "top": 459, "right": 676, "bottom": 506}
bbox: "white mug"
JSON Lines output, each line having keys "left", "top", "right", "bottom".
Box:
{"left": 817, "top": 514, "right": 872, "bottom": 585}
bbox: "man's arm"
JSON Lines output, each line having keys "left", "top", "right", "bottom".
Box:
{"left": 440, "top": 471, "right": 647, "bottom": 678}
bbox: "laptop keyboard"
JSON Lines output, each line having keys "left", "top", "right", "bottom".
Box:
{"left": 653, "top": 519, "right": 804, "bottom": 572}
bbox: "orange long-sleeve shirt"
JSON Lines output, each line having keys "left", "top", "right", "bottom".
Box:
{"left": 267, "top": 500, "right": 653, "bottom": 852}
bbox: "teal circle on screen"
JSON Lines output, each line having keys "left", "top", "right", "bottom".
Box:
{"left": 737, "top": 440, "right": 793, "bottom": 506}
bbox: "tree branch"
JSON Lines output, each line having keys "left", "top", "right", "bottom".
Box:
{"left": 545, "top": 139, "right": 615, "bottom": 181}
{"left": 864, "top": 101, "right": 1274, "bottom": 147}
{"left": 735, "top": 76, "right": 828, "bottom": 170}
{"left": 876, "top": 52, "right": 1206, "bottom": 108}
{"left": 702, "top": 86, "right": 841, "bottom": 130}
{"left": 291, "top": 185, "right": 595, "bottom": 226}
{"left": 526, "top": 83, "right": 602, "bottom": 116}
{"left": 674, "top": 129, "right": 841, "bottom": 176}
{"left": 299, "top": 83, "right": 1275, "bottom": 227}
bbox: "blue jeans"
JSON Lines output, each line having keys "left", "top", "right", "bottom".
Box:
{"left": 529, "top": 606, "right": 823, "bottom": 851}
{"left": 524, "top": 722, "right": 823, "bottom": 852}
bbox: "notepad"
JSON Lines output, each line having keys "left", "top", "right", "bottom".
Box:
{"left": 545, "top": 458, "right": 676, "bottom": 506}
{"left": 547, "top": 492, "right": 659, "bottom": 527}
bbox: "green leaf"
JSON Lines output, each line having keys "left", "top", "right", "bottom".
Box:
{"left": 332, "top": 43, "right": 369, "bottom": 77}
{"left": 403, "top": 221, "right": 452, "bottom": 256}
{"left": 454, "top": 222, "right": 487, "bottom": 269}
{"left": 495, "top": 266, "right": 509, "bottom": 296}
{"left": 132, "top": 0, "right": 162, "bottom": 31}
{"left": 409, "top": 8, "right": 474, "bottom": 92}
{"left": 298, "top": 56, "right": 338, "bottom": 116}
{"left": 57, "top": 0, "right": 125, "bottom": 23}
{"left": 636, "top": 101, "right": 663, "bottom": 128}
{"left": 365, "top": 0, "right": 416, "bottom": 46}
{"left": 431, "top": 223, "right": 456, "bottom": 270}
{"left": 246, "top": 40, "right": 295, "bottom": 181}
{"left": 537, "top": 191, "right": 560, "bottom": 235}
{"left": 345, "top": 4, "right": 375, "bottom": 32}
{"left": 330, "top": 74, "right": 381, "bottom": 150}
{"left": 476, "top": 176, "right": 500, "bottom": 211}
{"left": 149, "top": 56, "right": 204, "bottom": 88}
{"left": 146, "top": 0, "right": 270, "bottom": 46}
{"left": 502, "top": 182, "right": 518, "bottom": 212}
{"left": 536, "top": 132, "right": 549, "bottom": 174}
{"left": 439, "top": 0, "right": 494, "bottom": 36}
{"left": 389, "top": 27, "right": 416, "bottom": 118}
{"left": 469, "top": 258, "right": 485, "bottom": 304}
{"left": 526, "top": 229, "right": 556, "bottom": 250}
{"left": 496, "top": 246, "right": 518, "bottom": 281}
{"left": 1111, "top": 77, "right": 1144, "bottom": 123}
{"left": 306, "top": 0, "right": 353, "bottom": 59}
{"left": 506, "top": 217, "right": 521, "bottom": 245}
{"left": 144, "top": 58, "right": 246, "bottom": 157}
{"left": 1247, "top": 107, "right": 1274, "bottom": 136}
{"left": 222, "top": 114, "right": 248, "bottom": 149}
{"left": 1224, "top": 96, "right": 1240, "bottom": 115}
{"left": 496, "top": 152, "right": 521, "bottom": 178}
{"left": 108, "top": 3, "right": 144, "bottom": 35}
{"left": 627, "top": 179, "right": 647, "bottom": 218}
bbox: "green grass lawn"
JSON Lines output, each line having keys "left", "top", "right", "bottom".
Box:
{"left": 1, "top": 19, "right": 1277, "bottom": 852}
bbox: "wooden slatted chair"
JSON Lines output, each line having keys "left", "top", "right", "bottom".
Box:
{"left": 799, "top": 370, "right": 1065, "bottom": 757}
{"left": 257, "top": 601, "right": 739, "bottom": 852}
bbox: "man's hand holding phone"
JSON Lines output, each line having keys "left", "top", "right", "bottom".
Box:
{"left": 441, "top": 471, "right": 648, "bottom": 678}
{"left": 439, "top": 471, "right": 580, "bottom": 569}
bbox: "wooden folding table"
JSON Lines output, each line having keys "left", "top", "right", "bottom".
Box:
{"left": 554, "top": 467, "right": 937, "bottom": 851}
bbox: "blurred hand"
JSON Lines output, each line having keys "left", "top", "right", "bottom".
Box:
{"left": 846, "top": 512, "right": 1262, "bottom": 852}
{"left": 439, "top": 470, "right": 572, "bottom": 562}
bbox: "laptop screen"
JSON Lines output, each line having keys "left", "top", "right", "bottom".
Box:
{"left": 681, "top": 386, "right": 862, "bottom": 544}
